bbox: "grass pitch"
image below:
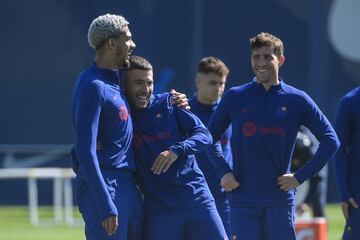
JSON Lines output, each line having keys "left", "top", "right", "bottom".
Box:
{"left": 0, "top": 204, "right": 345, "bottom": 240}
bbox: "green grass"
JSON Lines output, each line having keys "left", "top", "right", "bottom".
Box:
{"left": 327, "top": 204, "right": 345, "bottom": 240}
{"left": 0, "top": 206, "right": 84, "bottom": 240}
{"left": 0, "top": 204, "right": 346, "bottom": 240}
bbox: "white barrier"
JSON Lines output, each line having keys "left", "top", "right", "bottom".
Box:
{"left": 0, "top": 168, "right": 77, "bottom": 226}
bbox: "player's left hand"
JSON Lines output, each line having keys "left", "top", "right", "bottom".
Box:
{"left": 277, "top": 173, "right": 300, "bottom": 191}
{"left": 221, "top": 172, "right": 240, "bottom": 192}
{"left": 151, "top": 150, "right": 178, "bottom": 174}
{"left": 341, "top": 198, "right": 359, "bottom": 220}
{"left": 170, "top": 89, "right": 190, "bottom": 110}
{"left": 102, "top": 215, "right": 118, "bottom": 236}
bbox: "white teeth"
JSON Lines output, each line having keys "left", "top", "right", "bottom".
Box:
{"left": 137, "top": 96, "right": 147, "bottom": 100}
{"left": 258, "top": 69, "right": 267, "bottom": 72}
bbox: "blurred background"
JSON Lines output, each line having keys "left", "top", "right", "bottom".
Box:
{"left": 0, "top": 0, "right": 359, "bottom": 239}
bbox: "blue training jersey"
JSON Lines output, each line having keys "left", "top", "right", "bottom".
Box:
{"left": 207, "top": 78, "right": 339, "bottom": 207}
{"left": 72, "top": 63, "right": 135, "bottom": 220}
{"left": 132, "top": 93, "right": 214, "bottom": 215}
{"left": 189, "top": 96, "right": 233, "bottom": 198}
{"left": 334, "top": 87, "right": 360, "bottom": 202}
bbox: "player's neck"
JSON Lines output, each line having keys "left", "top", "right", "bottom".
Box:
{"left": 95, "top": 53, "right": 119, "bottom": 70}
{"left": 259, "top": 77, "right": 280, "bottom": 91}
{"left": 197, "top": 94, "right": 217, "bottom": 105}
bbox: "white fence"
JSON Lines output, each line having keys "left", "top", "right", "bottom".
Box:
{"left": 0, "top": 145, "right": 81, "bottom": 226}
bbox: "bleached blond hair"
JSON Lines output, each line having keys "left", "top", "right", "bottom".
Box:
{"left": 87, "top": 14, "right": 129, "bottom": 49}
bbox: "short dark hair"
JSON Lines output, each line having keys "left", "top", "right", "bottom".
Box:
{"left": 197, "top": 57, "right": 229, "bottom": 77}
{"left": 128, "top": 55, "right": 153, "bottom": 71}
{"left": 249, "top": 32, "right": 284, "bottom": 58}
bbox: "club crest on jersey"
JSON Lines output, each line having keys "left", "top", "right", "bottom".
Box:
{"left": 118, "top": 105, "right": 129, "bottom": 121}
{"left": 277, "top": 106, "right": 287, "bottom": 117}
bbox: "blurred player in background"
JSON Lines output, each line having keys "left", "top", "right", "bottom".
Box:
{"left": 123, "top": 55, "right": 228, "bottom": 240}
{"left": 334, "top": 87, "right": 360, "bottom": 240}
{"left": 292, "top": 126, "right": 327, "bottom": 218}
{"left": 206, "top": 32, "right": 339, "bottom": 240}
{"left": 189, "top": 56, "right": 233, "bottom": 237}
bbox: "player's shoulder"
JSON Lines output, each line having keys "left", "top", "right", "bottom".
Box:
{"left": 224, "top": 82, "right": 253, "bottom": 98}
{"left": 338, "top": 87, "right": 360, "bottom": 110}
{"left": 278, "top": 82, "right": 319, "bottom": 112}
{"left": 153, "top": 92, "right": 170, "bottom": 104}
{"left": 281, "top": 82, "right": 305, "bottom": 96}
{"left": 76, "top": 66, "right": 106, "bottom": 90}
{"left": 342, "top": 87, "right": 360, "bottom": 101}
{"left": 148, "top": 92, "right": 172, "bottom": 112}
{"left": 280, "top": 82, "right": 310, "bottom": 101}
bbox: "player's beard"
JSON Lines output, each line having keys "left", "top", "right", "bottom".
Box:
{"left": 123, "top": 58, "right": 130, "bottom": 69}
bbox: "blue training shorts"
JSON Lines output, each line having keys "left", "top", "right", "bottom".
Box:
{"left": 144, "top": 200, "right": 227, "bottom": 240}
{"left": 230, "top": 205, "right": 296, "bottom": 240}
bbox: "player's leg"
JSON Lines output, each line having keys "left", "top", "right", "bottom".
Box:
{"left": 230, "top": 207, "right": 262, "bottom": 240}
{"left": 75, "top": 175, "right": 114, "bottom": 240}
{"left": 215, "top": 194, "right": 231, "bottom": 238}
{"left": 126, "top": 187, "right": 144, "bottom": 240}
{"left": 113, "top": 174, "right": 144, "bottom": 240}
{"left": 143, "top": 211, "right": 184, "bottom": 240}
{"left": 185, "top": 201, "right": 227, "bottom": 240}
{"left": 263, "top": 205, "right": 296, "bottom": 240}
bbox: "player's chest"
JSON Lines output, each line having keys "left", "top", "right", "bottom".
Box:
{"left": 102, "top": 87, "right": 130, "bottom": 121}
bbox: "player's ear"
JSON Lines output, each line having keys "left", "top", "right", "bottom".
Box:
{"left": 279, "top": 55, "right": 285, "bottom": 66}
{"left": 107, "top": 38, "right": 117, "bottom": 50}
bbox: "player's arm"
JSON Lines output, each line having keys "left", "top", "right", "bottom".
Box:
{"left": 333, "top": 96, "right": 359, "bottom": 218}
{"left": 153, "top": 90, "right": 190, "bottom": 110}
{"left": 293, "top": 93, "right": 340, "bottom": 185}
{"left": 207, "top": 90, "right": 238, "bottom": 190}
{"left": 221, "top": 125, "right": 233, "bottom": 169}
{"left": 151, "top": 96, "right": 212, "bottom": 174}
{"left": 74, "top": 82, "right": 118, "bottom": 230}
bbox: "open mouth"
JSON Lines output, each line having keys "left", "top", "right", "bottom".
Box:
{"left": 136, "top": 95, "right": 149, "bottom": 104}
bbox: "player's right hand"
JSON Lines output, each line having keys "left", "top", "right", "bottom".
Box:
{"left": 102, "top": 215, "right": 118, "bottom": 236}
{"left": 151, "top": 150, "right": 178, "bottom": 174}
{"left": 341, "top": 198, "right": 359, "bottom": 219}
{"left": 221, "top": 172, "right": 240, "bottom": 192}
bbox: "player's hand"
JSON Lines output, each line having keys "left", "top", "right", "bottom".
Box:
{"left": 221, "top": 172, "right": 240, "bottom": 192}
{"left": 151, "top": 150, "right": 178, "bottom": 174}
{"left": 170, "top": 89, "right": 190, "bottom": 110}
{"left": 341, "top": 198, "right": 359, "bottom": 220}
{"left": 102, "top": 215, "right": 118, "bottom": 236}
{"left": 277, "top": 173, "right": 299, "bottom": 191}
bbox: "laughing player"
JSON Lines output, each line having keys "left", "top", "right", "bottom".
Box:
{"left": 123, "top": 55, "right": 227, "bottom": 240}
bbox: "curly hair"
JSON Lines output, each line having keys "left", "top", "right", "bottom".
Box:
{"left": 87, "top": 14, "right": 129, "bottom": 49}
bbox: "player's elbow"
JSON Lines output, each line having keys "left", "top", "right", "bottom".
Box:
{"left": 332, "top": 135, "right": 341, "bottom": 152}
{"left": 327, "top": 134, "right": 341, "bottom": 156}
{"left": 203, "top": 127, "right": 213, "bottom": 145}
